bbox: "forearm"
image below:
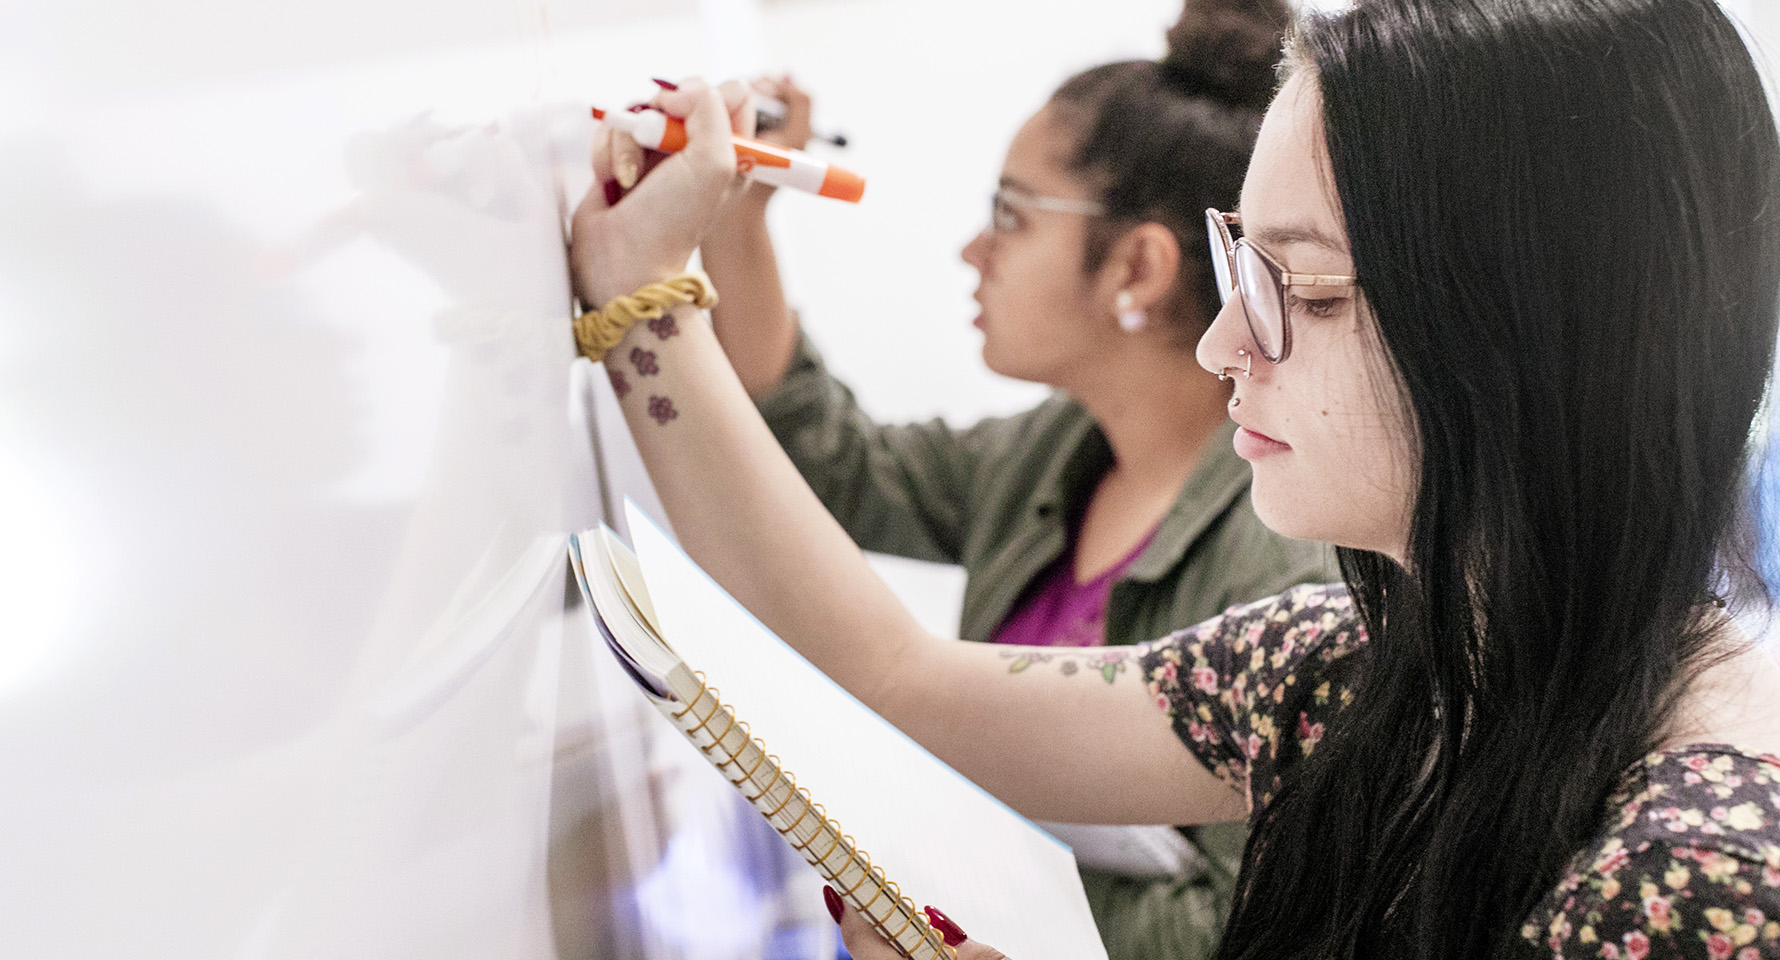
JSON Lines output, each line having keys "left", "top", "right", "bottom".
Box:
{"left": 602, "top": 302, "right": 919, "bottom": 705}
{"left": 598, "top": 307, "right": 1242, "bottom": 825}
{"left": 698, "top": 192, "right": 799, "bottom": 398}
{"left": 907, "top": 639, "right": 1249, "bottom": 825}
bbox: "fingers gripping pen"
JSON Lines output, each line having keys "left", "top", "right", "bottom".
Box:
{"left": 592, "top": 106, "right": 865, "bottom": 203}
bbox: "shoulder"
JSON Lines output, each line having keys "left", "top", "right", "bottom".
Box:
{"left": 956, "top": 391, "right": 1092, "bottom": 452}
{"left": 943, "top": 393, "right": 1100, "bottom": 511}
{"left": 1523, "top": 747, "right": 1780, "bottom": 959}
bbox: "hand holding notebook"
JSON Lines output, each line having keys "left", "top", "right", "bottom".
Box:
{"left": 567, "top": 504, "right": 1107, "bottom": 960}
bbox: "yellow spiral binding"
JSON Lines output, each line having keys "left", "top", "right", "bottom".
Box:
{"left": 663, "top": 672, "right": 955, "bottom": 960}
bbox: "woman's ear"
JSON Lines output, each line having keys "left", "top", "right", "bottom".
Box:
{"left": 1099, "top": 222, "right": 1181, "bottom": 313}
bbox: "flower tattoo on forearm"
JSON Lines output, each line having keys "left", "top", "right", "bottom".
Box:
{"left": 607, "top": 368, "right": 632, "bottom": 399}
{"left": 646, "top": 314, "right": 679, "bottom": 340}
{"left": 646, "top": 395, "right": 679, "bottom": 425}
{"left": 629, "top": 346, "right": 660, "bottom": 376}
{"left": 1000, "top": 648, "right": 1135, "bottom": 683}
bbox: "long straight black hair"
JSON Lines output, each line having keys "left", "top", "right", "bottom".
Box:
{"left": 1216, "top": 1, "right": 1780, "bottom": 957}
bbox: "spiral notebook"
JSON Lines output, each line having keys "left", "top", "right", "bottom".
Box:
{"left": 567, "top": 504, "right": 1107, "bottom": 960}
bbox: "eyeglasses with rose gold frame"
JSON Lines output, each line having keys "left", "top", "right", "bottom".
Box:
{"left": 1205, "top": 208, "right": 1358, "bottom": 364}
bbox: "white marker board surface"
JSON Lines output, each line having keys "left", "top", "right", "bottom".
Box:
{"left": 0, "top": 5, "right": 616, "bottom": 956}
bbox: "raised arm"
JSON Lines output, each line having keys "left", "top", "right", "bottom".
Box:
{"left": 570, "top": 80, "right": 1244, "bottom": 827}
{"left": 695, "top": 76, "right": 809, "bottom": 398}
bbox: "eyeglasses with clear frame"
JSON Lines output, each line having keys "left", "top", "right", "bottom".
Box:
{"left": 990, "top": 185, "right": 1106, "bottom": 234}
{"left": 1205, "top": 208, "right": 1358, "bottom": 364}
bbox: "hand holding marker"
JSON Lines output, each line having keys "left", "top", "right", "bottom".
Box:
{"left": 594, "top": 81, "right": 864, "bottom": 203}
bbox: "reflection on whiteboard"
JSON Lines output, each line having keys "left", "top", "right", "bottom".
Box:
{"left": 0, "top": 35, "right": 584, "bottom": 959}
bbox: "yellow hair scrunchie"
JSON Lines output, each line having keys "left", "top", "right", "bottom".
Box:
{"left": 573, "top": 271, "right": 719, "bottom": 359}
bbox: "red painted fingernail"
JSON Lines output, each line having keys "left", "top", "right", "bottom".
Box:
{"left": 924, "top": 906, "right": 967, "bottom": 947}
{"left": 602, "top": 179, "right": 622, "bottom": 206}
{"left": 823, "top": 885, "right": 844, "bottom": 924}
{"left": 626, "top": 102, "right": 650, "bottom": 113}
{"left": 651, "top": 77, "right": 679, "bottom": 91}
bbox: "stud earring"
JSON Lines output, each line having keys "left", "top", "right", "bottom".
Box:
{"left": 1115, "top": 291, "right": 1146, "bottom": 333}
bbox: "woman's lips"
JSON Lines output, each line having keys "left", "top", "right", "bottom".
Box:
{"left": 1233, "top": 425, "right": 1291, "bottom": 460}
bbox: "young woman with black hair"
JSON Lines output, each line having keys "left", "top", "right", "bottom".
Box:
{"left": 680, "top": 3, "right": 1332, "bottom": 958}
{"left": 568, "top": 0, "right": 1780, "bottom": 955}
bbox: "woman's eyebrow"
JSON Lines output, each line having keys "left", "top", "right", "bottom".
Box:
{"left": 1247, "top": 221, "right": 1348, "bottom": 255}
{"left": 1232, "top": 206, "right": 1348, "bottom": 255}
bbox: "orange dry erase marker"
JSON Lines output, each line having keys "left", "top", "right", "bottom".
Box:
{"left": 592, "top": 106, "right": 865, "bottom": 203}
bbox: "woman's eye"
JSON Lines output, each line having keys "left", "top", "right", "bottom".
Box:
{"left": 989, "top": 196, "right": 1025, "bottom": 233}
{"left": 1288, "top": 293, "right": 1348, "bottom": 319}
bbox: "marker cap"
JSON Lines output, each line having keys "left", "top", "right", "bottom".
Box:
{"left": 818, "top": 165, "right": 865, "bottom": 203}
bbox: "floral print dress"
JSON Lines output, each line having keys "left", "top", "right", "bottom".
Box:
{"left": 1138, "top": 583, "right": 1780, "bottom": 958}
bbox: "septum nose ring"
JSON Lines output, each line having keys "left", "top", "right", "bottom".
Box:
{"left": 1217, "top": 349, "right": 1252, "bottom": 407}
{"left": 1216, "top": 348, "right": 1253, "bottom": 382}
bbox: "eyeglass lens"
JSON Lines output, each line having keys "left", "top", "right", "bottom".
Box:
{"left": 1235, "top": 244, "right": 1286, "bottom": 361}
{"left": 1208, "top": 222, "right": 1236, "bottom": 306}
{"left": 990, "top": 191, "right": 1016, "bottom": 233}
{"left": 1205, "top": 210, "right": 1287, "bottom": 363}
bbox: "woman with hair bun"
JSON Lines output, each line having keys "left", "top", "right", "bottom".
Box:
{"left": 691, "top": 1, "right": 1330, "bottom": 956}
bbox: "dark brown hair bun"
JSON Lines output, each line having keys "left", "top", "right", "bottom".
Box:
{"left": 1161, "top": 0, "right": 1293, "bottom": 110}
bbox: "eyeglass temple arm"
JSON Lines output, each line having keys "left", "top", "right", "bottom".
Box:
{"left": 1014, "top": 195, "right": 1106, "bottom": 216}
{"left": 1277, "top": 271, "right": 1358, "bottom": 287}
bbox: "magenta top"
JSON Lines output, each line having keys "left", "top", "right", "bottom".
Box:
{"left": 990, "top": 526, "right": 1159, "bottom": 648}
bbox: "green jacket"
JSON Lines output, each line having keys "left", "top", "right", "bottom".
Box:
{"left": 756, "top": 332, "right": 1338, "bottom": 960}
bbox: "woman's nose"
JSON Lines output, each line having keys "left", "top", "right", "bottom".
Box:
{"left": 1195, "top": 294, "right": 1253, "bottom": 377}
{"left": 960, "top": 229, "right": 992, "bottom": 271}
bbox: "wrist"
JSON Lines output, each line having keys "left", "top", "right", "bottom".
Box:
{"left": 583, "top": 260, "right": 692, "bottom": 309}
{"left": 741, "top": 180, "right": 777, "bottom": 205}
{"left": 572, "top": 271, "right": 717, "bottom": 362}
{"left": 705, "top": 193, "right": 773, "bottom": 245}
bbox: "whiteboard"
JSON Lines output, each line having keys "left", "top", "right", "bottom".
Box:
{"left": 0, "top": 0, "right": 852, "bottom": 953}
{"left": 0, "top": 9, "right": 603, "bottom": 958}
